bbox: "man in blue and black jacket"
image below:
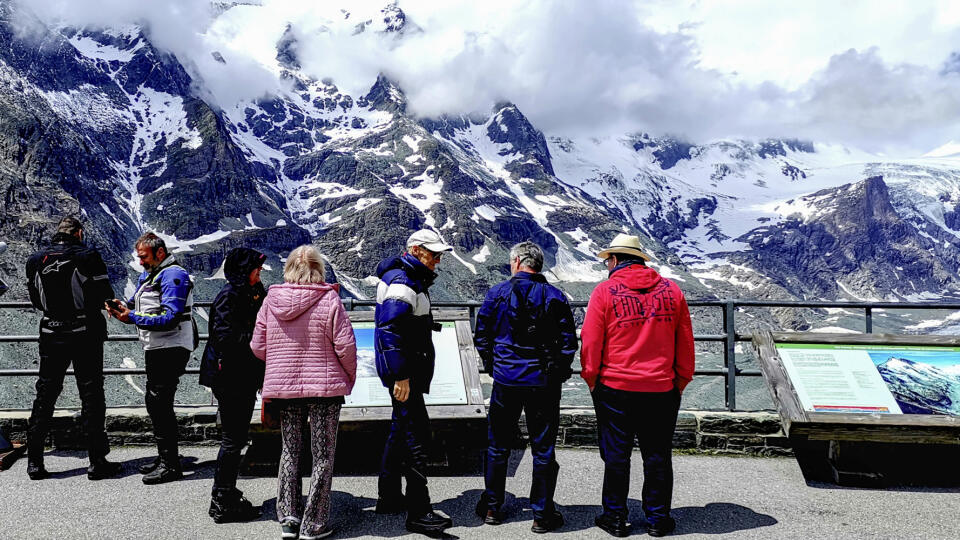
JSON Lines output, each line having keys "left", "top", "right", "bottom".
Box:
{"left": 106, "top": 232, "right": 195, "bottom": 485}
{"left": 474, "top": 241, "right": 578, "bottom": 533}
{"left": 374, "top": 229, "right": 454, "bottom": 536}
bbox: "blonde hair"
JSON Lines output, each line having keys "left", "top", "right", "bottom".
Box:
{"left": 283, "top": 245, "right": 326, "bottom": 284}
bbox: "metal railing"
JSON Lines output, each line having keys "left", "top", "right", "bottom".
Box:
{"left": 3, "top": 298, "right": 960, "bottom": 411}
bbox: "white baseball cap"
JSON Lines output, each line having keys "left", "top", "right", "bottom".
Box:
{"left": 406, "top": 229, "right": 453, "bottom": 252}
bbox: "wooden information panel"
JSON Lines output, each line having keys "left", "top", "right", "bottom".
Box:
{"left": 752, "top": 331, "right": 960, "bottom": 486}
{"left": 339, "top": 310, "right": 486, "bottom": 421}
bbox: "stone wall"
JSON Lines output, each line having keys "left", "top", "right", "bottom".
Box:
{"left": 0, "top": 407, "right": 792, "bottom": 457}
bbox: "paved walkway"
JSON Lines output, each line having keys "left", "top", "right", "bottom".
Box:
{"left": 2, "top": 447, "right": 958, "bottom": 539}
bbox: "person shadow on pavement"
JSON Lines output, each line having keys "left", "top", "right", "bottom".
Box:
{"left": 557, "top": 499, "right": 777, "bottom": 536}
{"left": 261, "top": 491, "right": 467, "bottom": 539}
{"left": 438, "top": 496, "right": 777, "bottom": 536}
{"left": 40, "top": 450, "right": 204, "bottom": 481}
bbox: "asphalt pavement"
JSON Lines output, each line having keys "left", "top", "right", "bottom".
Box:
{"left": 2, "top": 446, "right": 958, "bottom": 539}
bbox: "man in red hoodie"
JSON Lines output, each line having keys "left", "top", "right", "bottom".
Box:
{"left": 580, "top": 234, "right": 695, "bottom": 538}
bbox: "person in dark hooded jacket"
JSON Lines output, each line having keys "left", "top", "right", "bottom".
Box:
{"left": 374, "top": 229, "right": 455, "bottom": 537}
{"left": 200, "top": 247, "right": 267, "bottom": 523}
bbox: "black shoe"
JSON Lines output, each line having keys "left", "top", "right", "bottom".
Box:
{"left": 647, "top": 517, "right": 676, "bottom": 537}
{"left": 27, "top": 462, "right": 50, "bottom": 481}
{"left": 141, "top": 461, "right": 183, "bottom": 485}
{"left": 138, "top": 455, "right": 161, "bottom": 474}
{"left": 375, "top": 496, "right": 405, "bottom": 514}
{"left": 405, "top": 511, "right": 453, "bottom": 536}
{"left": 531, "top": 510, "right": 564, "bottom": 533}
{"left": 595, "top": 513, "right": 629, "bottom": 537}
{"left": 475, "top": 496, "right": 503, "bottom": 525}
{"left": 209, "top": 489, "right": 261, "bottom": 524}
{"left": 87, "top": 458, "right": 122, "bottom": 480}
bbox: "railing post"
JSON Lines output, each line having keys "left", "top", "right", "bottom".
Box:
{"left": 723, "top": 300, "right": 737, "bottom": 411}
{"left": 865, "top": 306, "right": 873, "bottom": 334}
{"left": 469, "top": 305, "right": 476, "bottom": 331}
{"left": 345, "top": 298, "right": 354, "bottom": 311}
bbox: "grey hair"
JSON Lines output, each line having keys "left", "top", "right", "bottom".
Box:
{"left": 284, "top": 245, "right": 326, "bottom": 284}
{"left": 135, "top": 232, "right": 166, "bottom": 255}
{"left": 510, "top": 241, "right": 544, "bottom": 272}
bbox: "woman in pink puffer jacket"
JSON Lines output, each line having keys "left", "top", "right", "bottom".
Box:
{"left": 251, "top": 245, "right": 357, "bottom": 540}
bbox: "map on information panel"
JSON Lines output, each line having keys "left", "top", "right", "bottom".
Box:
{"left": 345, "top": 321, "right": 468, "bottom": 408}
{"left": 776, "top": 343, "right": 960, "bottom": 415}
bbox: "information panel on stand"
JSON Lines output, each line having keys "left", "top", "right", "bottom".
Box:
{"left": 752, "top": 332, "right": 960, "bottom": 439}
{"left": 340, "top": 311, "right": 486, "bottom": 421}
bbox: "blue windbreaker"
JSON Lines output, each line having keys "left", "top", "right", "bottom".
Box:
{"left": 474, "top": 271, "right": 578, "bottom": 386}
{"left": 374, "top": 253, "right": 438, "bottom": 393}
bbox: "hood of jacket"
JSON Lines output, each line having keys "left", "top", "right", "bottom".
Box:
{"left": 610, "top": 262, "right": 662, "bottom": 291}
{"left": 224, "top": 247, "right": 266, "bottom": 287}
{"left": 264, "top": 282, "right": 339, "bottom": 321}
{"left": 376, "top": 253, "right": 437, "bottom": 287}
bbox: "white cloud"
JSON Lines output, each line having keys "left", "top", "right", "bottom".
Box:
{"left": 11, "top": 0, "right": 960, "bottom": 153}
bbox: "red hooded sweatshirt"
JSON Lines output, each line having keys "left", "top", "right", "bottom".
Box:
{"left": 580, "top": 263, "right": 695, "bottom": 393}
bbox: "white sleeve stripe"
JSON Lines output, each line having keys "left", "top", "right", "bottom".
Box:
{"left": 378, "top": 282, "right": 417, "bottom": 306}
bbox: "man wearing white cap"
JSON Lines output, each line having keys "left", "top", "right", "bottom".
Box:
{"left": 373, "top": 229, "right": 455, "bottom": 536}
{"left": 580, "top": 234, "right": 695, "bottom": 538}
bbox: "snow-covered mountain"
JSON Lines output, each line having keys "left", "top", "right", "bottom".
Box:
{"left": 876, "top": 357, "right": 960, "bottom": 415}
{"left": 5, "top": 0, "right": 960, "bottom": 319}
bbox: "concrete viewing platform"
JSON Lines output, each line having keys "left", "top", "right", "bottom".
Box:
{"left": 3, "top": 446, "right": 958, "bottom": 539}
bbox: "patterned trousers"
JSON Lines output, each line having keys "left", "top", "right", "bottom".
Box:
{"left": 276, "top": 399, "right": 342, "bottom": 535}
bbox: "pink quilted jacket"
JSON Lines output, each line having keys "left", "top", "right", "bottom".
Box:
{"left": 251, "top": 282, "right": 357, "bottom": 399}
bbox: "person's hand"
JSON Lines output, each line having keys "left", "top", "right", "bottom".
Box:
{"left": 393, "top": 379, "right": 410, "bottom": 402}
{"left": 105, "top": 299, "right": 132, "bottom": 323}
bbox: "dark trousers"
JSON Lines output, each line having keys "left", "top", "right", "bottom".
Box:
{"left": 593, "top": 383, "right": 680, "bottom": 525}
{"left": 144, "top": 347, "right": 190, "bottom": 465}
{"left": 28, "top": 333, "right": 108, "bottom": 463}
{"left": 379, "top": 391, "right": 432, "bottom": 516}
{"left": 483, "top": 383, "right": 561, "bottom": 520}
{"left": 212, "top": 385, "right": 257, "bottom": 494}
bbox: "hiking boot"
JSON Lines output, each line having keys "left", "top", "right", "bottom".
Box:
{"left": 27, "top": 461, "right": 50, "bottom": 480}
{"left": 87, "top": 458, "right": 122, "bottom": 480}
{"left": 405, "top": 511, "right": 453, "bottom": 536}
{"left": 141, "top": 461, "right": 182, "bottom": 485}
{"left": 280, "top": 518, "right": 301, "bottom": 540}
{"left": 531, "top": 510, "right": 564, "bottom": 533}
{"left": 595, "top": 513, "right": 629, "bottom": 537}
{"left": 646, "top": 517, "right": 676, "bottom": 537}
{"left": 138, "top": 455, "right": 161, "bottom": 474}
{"left": 209, "top": 489, "right": 261, "bottom": 523}
{"left": 375, "top": 496, "right": 405, "bottom": 514}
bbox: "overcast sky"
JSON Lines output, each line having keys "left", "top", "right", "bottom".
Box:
{"left": 15, "top": 0, "right": 960, "bottom": 155}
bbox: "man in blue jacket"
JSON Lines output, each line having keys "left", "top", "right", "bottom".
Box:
{"left": 106, "top": 232, "right": 195, "bottom": 485}
{"left": 474, "top": 241, "right": 578, "bottom": 533}
{"left": 374, "top": 229, "right": 454, "bottom": 536}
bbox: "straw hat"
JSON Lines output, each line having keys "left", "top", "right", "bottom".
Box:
{"left": 596, "top": 233, "right": 651, "bottom": 261}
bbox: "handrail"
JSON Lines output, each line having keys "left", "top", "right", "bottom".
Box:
{"left": 2, "top": 297, "right": 955, "bottom": 411}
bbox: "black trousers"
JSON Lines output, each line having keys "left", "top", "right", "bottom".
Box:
{"left": 484, "top": 383, "right": 561, "bottom": 520}
{"left": 212, "top": 384, "right": 258, "bottom": 494}
{"left": 593, "top": 383, "right": 680, "bottom": 525}
{"left": 379, "top": 391, "right": 432, "bottom": 516}
{"left": 144, "top": 347, "right": 190, "bottom": 465}
{"left": 28, "top": 333, "right": 108, "bottom": 463}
